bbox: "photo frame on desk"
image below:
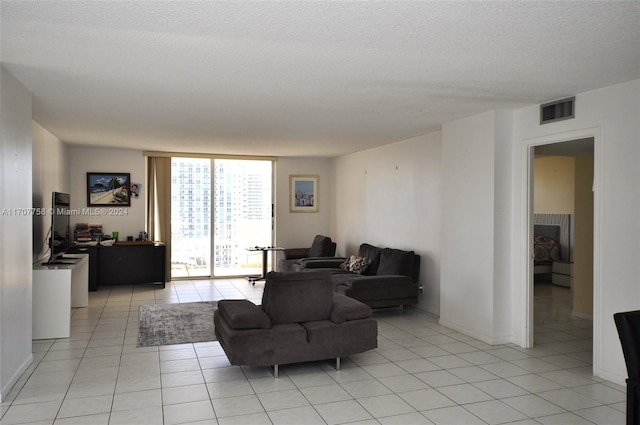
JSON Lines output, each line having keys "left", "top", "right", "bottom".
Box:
{"left": 87, "top": 172, "right": 131, "bottom": 206}
{"left": 290, "top": 175, "right": 319, "bottom": 213}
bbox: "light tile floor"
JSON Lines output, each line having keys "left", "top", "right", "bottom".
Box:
{"left": 0, "top": 280, "right": 626, "bottom": 425}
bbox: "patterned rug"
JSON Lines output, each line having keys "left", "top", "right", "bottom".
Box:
{"left": 137, "top": 301, "right": 218, "bottom": 347}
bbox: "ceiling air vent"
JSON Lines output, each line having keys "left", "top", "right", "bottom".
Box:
{"left": 540, "top": 97, "right": 575, "bottom": 125}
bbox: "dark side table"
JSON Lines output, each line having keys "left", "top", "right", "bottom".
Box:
{"left": 246, "top": 246, "right": 283, "bottom": 285}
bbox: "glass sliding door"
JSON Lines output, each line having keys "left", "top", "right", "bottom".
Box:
{"left": 213, "top": 159, "right": 273, "bottom": 276}
{"left": 170, "top": 157, "right": 273, "bottom": 279}
{"left": 171, "top": 157, "right": 212, "bottom": 277}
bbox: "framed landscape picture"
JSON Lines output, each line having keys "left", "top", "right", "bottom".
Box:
{"left": 87, "top": 172, "right": 131, "bottom": 206}
{"left": 290, "top": 175, "right": 318, "bottom": 213}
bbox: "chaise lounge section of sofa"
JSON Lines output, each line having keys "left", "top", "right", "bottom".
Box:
{"left": 278, "top": 234, "right": 337, "bottom": 273}
{"left": 299, "top": 243, "right": 421, "bottom": 309}
{"left": 214, "top": 270, "right": 378, "bottom": 377}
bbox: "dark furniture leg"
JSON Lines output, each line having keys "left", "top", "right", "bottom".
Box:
{"left": 627, "top": 378, "right": 639, "bottom": 425}
{"left": 249, "top": 249, "right": 268, "bottom": 285}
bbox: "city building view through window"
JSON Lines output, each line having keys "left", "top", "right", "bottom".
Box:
{"left": 171, "top": 157, "right": 273, "bottom": 278}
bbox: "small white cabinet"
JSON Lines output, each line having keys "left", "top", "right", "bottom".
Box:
{"left": 32, "top": 254, "right": 89, "bottom": 339}
{"left": 552, "top": 261, "right": 573, "bottom": 288}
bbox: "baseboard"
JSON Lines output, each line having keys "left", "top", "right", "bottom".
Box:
{"left": 1, "top": 353, "right": 33, "bottom": 403}
{"left": 438, "top": 318, "right": 512, "bottom": 346}
{"left": 594, "top": 367, "right": 626, "bottom": 387}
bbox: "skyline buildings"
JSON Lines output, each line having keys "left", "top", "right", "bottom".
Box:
{"left": 171, "top": 158, "right": 272, "bottom": 277}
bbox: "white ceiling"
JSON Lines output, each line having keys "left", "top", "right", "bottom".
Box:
{"left": 1, "top": 1, "right": 639, "bottom": 158}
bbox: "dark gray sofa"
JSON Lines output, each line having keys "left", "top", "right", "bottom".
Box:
{"left": 277, "top": 234, "right": 337, "bottom": 272}
{"left": 299, "top": 243, "right": 421, "bottom": 309}
{"left": 214, "top": 270, "right": 378, "bottom": 377}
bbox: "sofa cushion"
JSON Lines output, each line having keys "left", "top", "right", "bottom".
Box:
{"left": 308, "top": 235, "right": 334, "bottom": 257}
{"left": 301, "top": 258, "right": 347, "bottom": 269}
{"left": 339, "top": 255, "right": 371, "bottom": 274}
{"left": 217, "top": 300, "right": 272, "bottom": 330}
{"left": 330, "top": 273, "right": 364, "bottom": 287}
{"left": 262, "top": 271, "right": 334, "bottom": 324}
{"left": 358, "top": 243, "right": 382, "bottom": 275}
{"left": 376, "top": 248, "right": 415, "bottom": 277}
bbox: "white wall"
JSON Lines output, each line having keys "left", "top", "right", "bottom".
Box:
{"left": 493, "top": 110, "right": 515, "bottom": 342}
{"left": 333, "top": 133, "right": 442, "bottom": 314}
{"left": 69, "top": 147, "right": 146, "bottom": 240}
{"left": 511, "top": 79, "right": 640, "bottom": 385}
{"left": 274, "top": 157, "right": 334, "bottom": 250}
{"left": 440, "top": 111, "right": 505, "bottom": 343}
{"left": 32, "top": 122, "right": 70, "bottom": 262}
{"left": 0, "top": 67, "right": 34, "bottom": 401}
{"left": 438, "top": 110, "right": 513, "bottom": 344}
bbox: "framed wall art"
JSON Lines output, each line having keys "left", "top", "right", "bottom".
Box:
{"left": 130, "top": 182, "right": 142, "bottom": 199}
{"left": 87, "top": 172, "right": 131, "bottom": 206}
{"left": 290, "top": 175, "right": 318, "bottom": 213}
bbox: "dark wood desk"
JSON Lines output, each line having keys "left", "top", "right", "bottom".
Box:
{"left": 69, "top": 243, "right": 166, "bottom": 290}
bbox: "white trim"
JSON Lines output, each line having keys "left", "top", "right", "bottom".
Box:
{"left": 143, "top": 150, "right": 277, "bottom": 161}
{"left": 591, "top": 130, "right": 603, "bottom": 379}
{"left": 439, "top": 319, "right": 512, "bottom": 346}
{"left": 0, "top": 354, "right": 33, "bottom": 402}
{"left": 523, "top": 145, "right": 535, "bottom": 348}
{"left": 520, "top": 127, "right": 601, "bottom": 361}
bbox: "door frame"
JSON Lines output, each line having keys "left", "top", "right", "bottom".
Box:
{"left": 519, "top": 127, "right": 601, "bottom": 369}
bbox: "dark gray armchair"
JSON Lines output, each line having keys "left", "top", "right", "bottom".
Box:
{"left": 214, "top": 270, "right": 378, "bottom": 377}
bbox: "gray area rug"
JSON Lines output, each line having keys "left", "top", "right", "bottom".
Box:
{"left": 137, "top": 301, "right": 218, "bottom": 347}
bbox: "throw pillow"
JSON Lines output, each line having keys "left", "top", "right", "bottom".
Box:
{"left": 339, "top": 257, "right": 351, "bottom": 271}
{"left": 339, "top": 255, "right": 371, "bottom": 274}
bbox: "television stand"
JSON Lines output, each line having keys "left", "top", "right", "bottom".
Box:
{"left": 42, "top": 257, "right": 82, "bottom": 265}
{"left": 33, "top": 254, "right": 89, "bottom": 339}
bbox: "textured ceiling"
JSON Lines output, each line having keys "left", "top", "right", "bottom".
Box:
{"left": 1, "top": 1, "right": 639, "bottom": 157}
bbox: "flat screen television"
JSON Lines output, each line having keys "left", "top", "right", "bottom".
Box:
{"left": 48, "top": 191, "right": 72, "bottom": 263}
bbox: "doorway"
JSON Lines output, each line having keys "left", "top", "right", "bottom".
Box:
{"left": 527, "top": 136, "right": 596, "bottom": 349}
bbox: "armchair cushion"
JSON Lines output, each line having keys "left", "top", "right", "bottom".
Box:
{"left": 330, "top": 293, "right": 372, "bottom": 324}
{"left": 217, "top": 300, "right": 272, "bottom": 330}
{"left": 262, "top": 271, "right": 334, "bottom": 324}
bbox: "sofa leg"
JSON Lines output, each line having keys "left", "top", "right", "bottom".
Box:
{"left": 336, "top": 357, "right": 341, "bottom": 371}
{"left": 272, "top": 364, "right": 279, "bottom": 378}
